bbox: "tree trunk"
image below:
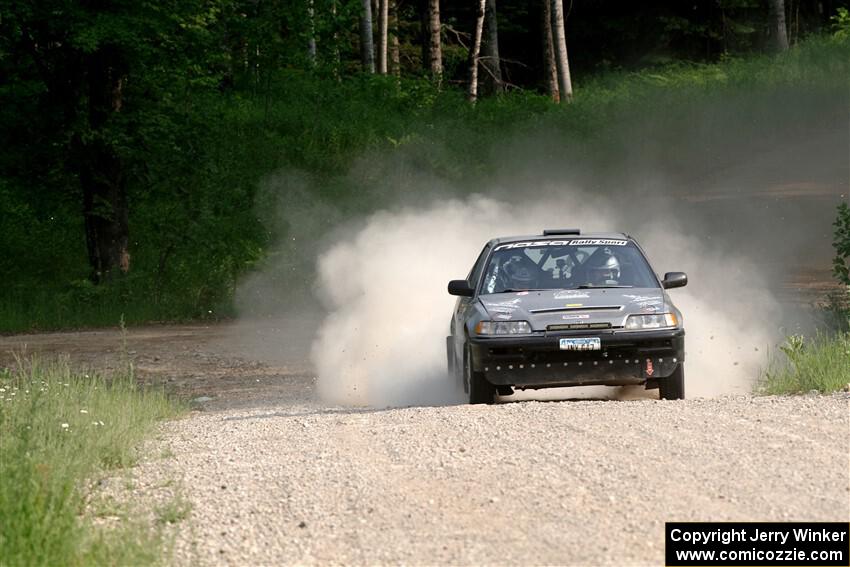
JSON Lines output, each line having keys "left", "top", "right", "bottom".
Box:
{"left": 79, "top": 45, "right": 130, "bottom": 283}
{"left": 481, "top": 0, "right": 503, "bottom": 94}
{"left": 549, "top": 0, "right": 573, "bottom": 102}
{"left": 541, "top": 0, "right": 559, "bottom": 102}
{"left": 390, "top": 0, "right": 401, "bottom": 77}
{"left": 377, "top": 0, "right": 389, "bottom": 73}
{"left": 428, "top": 0, "right": 442, "bottom": 83}
{"left": 418, "top": 0, "right": 428, "bottom": 74}
{"left": 307, "top": 0, "right": 317, "bottom": 65}
{"left": 360, "top": 0, "right": 376, "bottom": 73}
{"left": 331, "top": 0, "right": 341, "bottom": 79}
{"left": 769, "top": 0, "right": 790, "bottom": 51}
{"left": 467, "top": 0, "right": 486, "bottom": 103}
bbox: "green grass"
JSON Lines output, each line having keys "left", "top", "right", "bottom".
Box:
{"left": 155, "top": 494, "right": 192, "bottom": 526}
{"left": 758, "top": 333, "right": 850, "bottom": 395}
{"left": 0, "top": 286, "right": 227, "bottom": 334}
{"left": 0, "top": 356, "right": 183, "bottom": 566}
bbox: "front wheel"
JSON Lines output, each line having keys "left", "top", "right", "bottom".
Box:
{"left": 659, "top": 364, "right": 685, "bottom": 400}
{"left": 465, "top": 343, "right": 496, "bottom": 405}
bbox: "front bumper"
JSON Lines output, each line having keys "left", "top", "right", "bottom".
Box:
{"left": 468, "top": 328, "right": 685, "bottom": 388}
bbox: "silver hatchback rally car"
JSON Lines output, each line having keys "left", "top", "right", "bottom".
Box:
{"left": 446, "top": 229, "right": 688, "bottom": 404}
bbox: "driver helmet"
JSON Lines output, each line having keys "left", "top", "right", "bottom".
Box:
{"left": 504, "top": 254, "right": 538, "bottom": 289}
{"left": 588, "top": 253, "right": 620, "bottom": 285}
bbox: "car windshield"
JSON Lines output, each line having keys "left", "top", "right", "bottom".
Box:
{"left": 479, "top": 239, "right": 659, "bottom": 294}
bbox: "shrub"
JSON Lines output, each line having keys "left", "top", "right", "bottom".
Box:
{"left": 758, "top": 333, "right": 850, "bottom": 394}
{"left": 832, "top": 202, "right": 850, "bottom": 286}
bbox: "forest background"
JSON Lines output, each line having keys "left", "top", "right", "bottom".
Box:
{"left": 1, "top": 0, "right": 849, "bottom": 332}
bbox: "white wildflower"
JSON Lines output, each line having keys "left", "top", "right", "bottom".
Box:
{"left": 80, "top": 409, "right": 88, "bottom": 414}
{"left": 61, "top": 423, "right": 69, "bottom": 429}
{"left": 98, "top": 420, "right": 105, "bottom": 426}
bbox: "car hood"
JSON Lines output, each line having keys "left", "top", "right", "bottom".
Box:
{"left": 479, "top": 288, "right": 667, "bottom": 331}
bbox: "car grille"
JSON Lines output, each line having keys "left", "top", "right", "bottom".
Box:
{"left": 530, "top": 305, "right": 623, "bottom": 314}
{"left": 546, "top": 322, "right": 612, "bottom": 331}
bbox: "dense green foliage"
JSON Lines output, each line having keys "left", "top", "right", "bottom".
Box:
{"left": 0, "top": 0, "right": 848, "bottom": 331}
{"left": 833, "top": 203, "right": 850, "bottom": 286}
{"left": 0, "top": 357, "right": 182, "bottom": 566}
{"left": 759, "top": 333, "right": 850, "bottom": 394}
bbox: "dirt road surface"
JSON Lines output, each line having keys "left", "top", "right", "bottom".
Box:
{"left": 1, "top": 322, "right": 847, "bottom": 565}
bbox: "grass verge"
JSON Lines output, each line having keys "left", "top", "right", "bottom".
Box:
{"left": 0, "top": 356, "right": 183, "bottom": 566}
{"left": 758, "top": 333, "right": 850, "bottom": 395}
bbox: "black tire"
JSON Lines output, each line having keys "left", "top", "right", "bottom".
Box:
{"left": 465, "top": 343, "right": 496, "bottom": 405}
{"left": 659, "top": 364, "right": 685, "bottom": 400}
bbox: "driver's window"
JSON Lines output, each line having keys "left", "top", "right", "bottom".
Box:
{"left": 467, "top": 245, "right": 490, "bottom": 289}
{"left": 483, "top": 256, "right": 501, "bottom": 294}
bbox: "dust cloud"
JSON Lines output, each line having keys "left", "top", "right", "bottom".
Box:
{"left": 311, "top": 191, "right": 781, "bottom": 406}
{"left": 236, "top": 82, "right": 846, "bottom": 408}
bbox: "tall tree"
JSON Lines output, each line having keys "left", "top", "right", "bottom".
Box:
{"left": 377, "top": 0, "right": 389, "bottom": 73}
{"left": 78, "top": 45, "right": 130, "bottom": 281}
{"left": 331, "top": 0, "right": 342, "bottom": 78}
{"left": 390, "top": 0, "right": 401, "bottom": 76}
{"left": 307, "top": 0, "right": 317, "bottom": 65}
{"left": 550, "top": 0, "right": 573, "bottom": 102}
{"left": 769, "top": 0, "right": 790, "bottom": 51}
{"left": 1, "top": 0, "right": 229, "bottom": 282}
{"left": 360, "top": 0, "right": 376, "bottom": 72}
{"left": 541, "top": 0, "right": 559, "bottom": 102}
{"left": 428, "top": 0, "right": 443, "bottom": 83}
{"left": 481, "top": 0, "right": 504, "bottom": 94}
{"left": 468, "top": 0, "right": 487, "bottom": 102}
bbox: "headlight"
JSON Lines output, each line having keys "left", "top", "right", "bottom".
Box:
{"left": 624, "top": 313, "right": 678, "bottom": 330}
{"left": 475, "top": 321, "right": 532, "bottom": 335}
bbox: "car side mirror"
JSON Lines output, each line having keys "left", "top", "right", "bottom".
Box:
{"left": 448, "top": 280, "right": 474, "bottom": 297}
{"left": 662, "top": 272, "right": 688, "bottom": 289}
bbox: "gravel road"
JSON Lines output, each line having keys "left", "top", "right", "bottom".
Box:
{"left": 148, "top": 395, "right": 847, "bottom": 565}
{"left": 2, "top": 323, "right": 847, "bottom": 565}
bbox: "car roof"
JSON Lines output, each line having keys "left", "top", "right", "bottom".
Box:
{"left": 488, "top": 232, "right": 631, "bottom": 247}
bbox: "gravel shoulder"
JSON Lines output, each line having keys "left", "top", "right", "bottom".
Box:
{"left": 2, "top": 323, "right": 848, "bottom": 565}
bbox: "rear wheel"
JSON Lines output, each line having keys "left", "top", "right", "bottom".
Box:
{"left": 659, "top": 364, "right": 685, "bottom": 400}
{"left": 465, "top": 343, "right": 496, "bottom": 405}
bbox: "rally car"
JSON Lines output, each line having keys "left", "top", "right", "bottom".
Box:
{"left": 446, "top": 229, "right": 687, "bottom": 404}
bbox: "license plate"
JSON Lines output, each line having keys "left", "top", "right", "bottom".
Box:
{"left": 559, "top": 337, "right": 601, "bottom": 351}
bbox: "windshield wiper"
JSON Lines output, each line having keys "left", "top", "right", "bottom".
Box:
{"left": 576, "top": 285, "right": 634, "bottom": 289}
{"left": 500, "top": 288, "right": 549, "bottom": 293}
